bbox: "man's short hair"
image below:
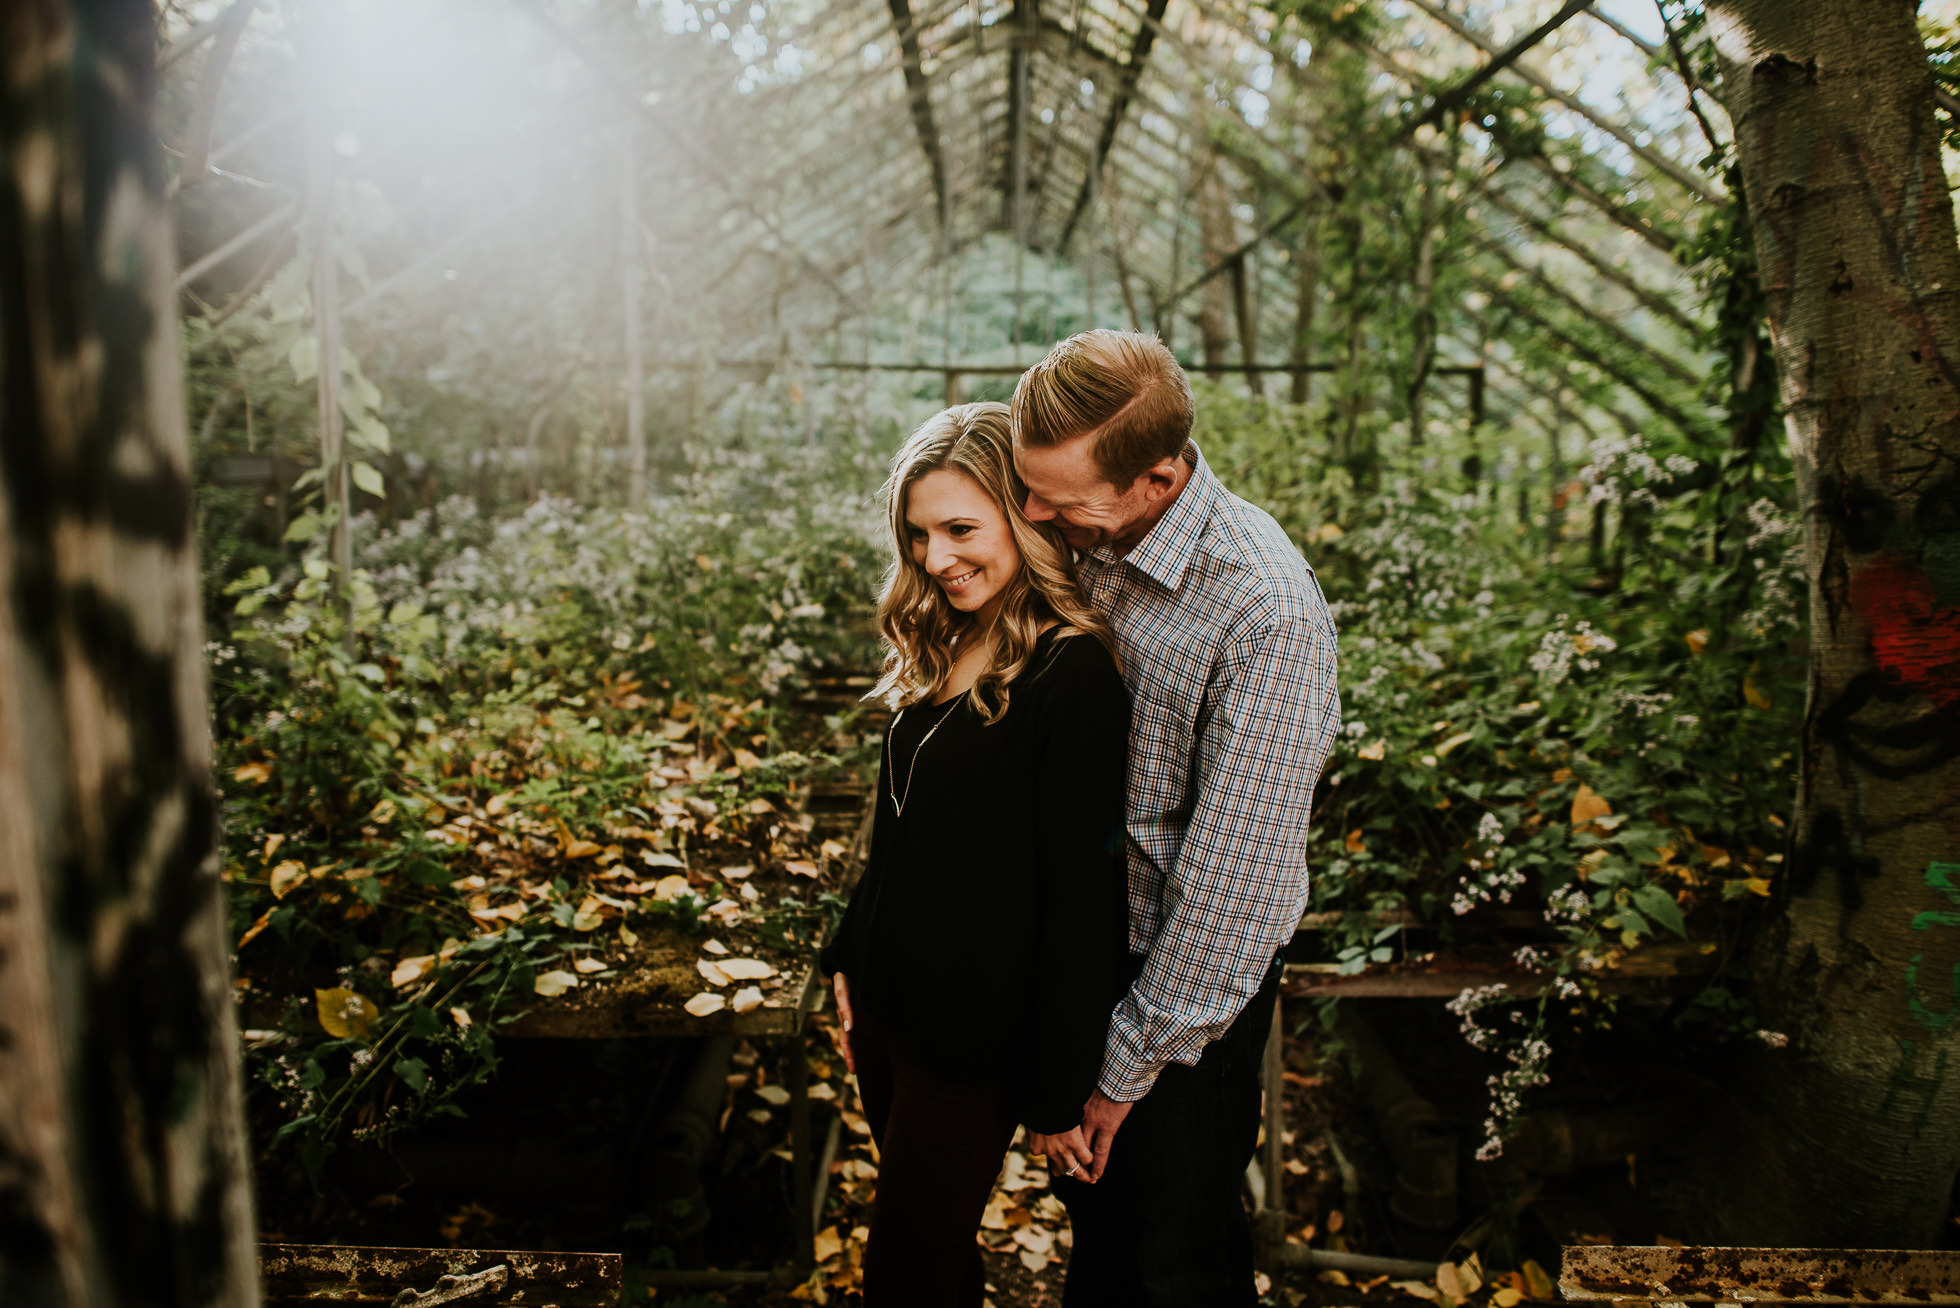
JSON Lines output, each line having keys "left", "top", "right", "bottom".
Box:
{"left": 1011, "top": 329, "right": 1194, "bottom": 486}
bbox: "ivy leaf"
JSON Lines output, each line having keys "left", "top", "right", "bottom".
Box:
{"left": 352, "top": 461, "right": 385, "bottom": 498}
{"left": 1631, "top": 884, "right": 1688, "bottom": 938}
{"left": 283, "top": 512, "right": 322, "bottom": 543}
{"left": 393, "top": 1057, "right": 429, "bottom": 1094}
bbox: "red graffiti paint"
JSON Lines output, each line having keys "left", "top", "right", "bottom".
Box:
{"left": 1850, "top": 556, "right": 1960, "bottom": 707}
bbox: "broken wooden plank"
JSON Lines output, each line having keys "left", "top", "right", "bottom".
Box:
{"left": 501, "top": 955, "right": 824, "bottom": 1039}
{"left": 259, "top": 1244, "right": 619, "bottom": 1305}
{"left": 1560, "top": 1246, "right": 1960, "bottom": 1304}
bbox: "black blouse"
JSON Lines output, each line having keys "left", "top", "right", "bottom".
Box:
{"left": 818, "top": 629, "right": 1132, "bottom": 1135}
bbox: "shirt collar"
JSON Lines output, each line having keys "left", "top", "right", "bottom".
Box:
{"left": 1090, "top": 442, "right": 1219, "bottom": 593}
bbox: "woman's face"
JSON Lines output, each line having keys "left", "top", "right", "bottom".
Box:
{"left": 905, "top": 467, "right": 1022, "bottom": 622}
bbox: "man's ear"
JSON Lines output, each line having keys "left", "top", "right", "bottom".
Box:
{"left": 1137, "top": 456, "right": 1183, "bottom": 503}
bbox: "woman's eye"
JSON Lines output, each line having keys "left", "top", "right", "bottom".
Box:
{"left": 950, "top": 525, "right": 974, "bottom": 537}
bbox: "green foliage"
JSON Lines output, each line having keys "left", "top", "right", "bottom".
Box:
{"left": 215, "top": 437, "right": 888, "bottom": 1173}
{"left": 1198, "top": 382, "right": 1803, "bottom": 1152}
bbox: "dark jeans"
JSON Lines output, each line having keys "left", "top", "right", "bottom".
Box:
{"left": 851, "top": 1005, "right": 1018, "bottom": 1308}
{"left": 1053, "top": 955, "right": 1283, "bottom": 1308}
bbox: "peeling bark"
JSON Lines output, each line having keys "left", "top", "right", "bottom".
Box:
{"left": 1701, "top": 0, "right": 1960, "bottom": 1245}
{"left": 0, "top": 0, "right": 260, "bottom": 1301}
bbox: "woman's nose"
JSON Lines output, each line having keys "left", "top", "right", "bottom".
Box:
{"left": 924, "top": 536, "right": 960, "bottom": 573}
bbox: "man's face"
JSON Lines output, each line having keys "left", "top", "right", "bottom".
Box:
{"left": 1014, "top": 433, "right": 1150, "bottom": 552}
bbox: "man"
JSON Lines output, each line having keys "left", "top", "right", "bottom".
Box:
{"left": 1010, "top": 330, "right": 1340, "bottom": 1306}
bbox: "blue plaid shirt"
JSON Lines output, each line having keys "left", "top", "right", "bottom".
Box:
{"left": 1077, "top": 445, "right": 1340, "bottom": 1101}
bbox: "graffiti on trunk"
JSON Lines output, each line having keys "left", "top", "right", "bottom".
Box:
{"left": 1906, "top": 861, "right": 1960, "bottom": 1034}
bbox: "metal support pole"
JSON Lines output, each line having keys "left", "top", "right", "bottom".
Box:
{"left": 1255, "top": 994, "right": 1287, "bottom": 1269}
{"left": 304, "top": 35, "right": 351, "bottom": 630}
{"left": 621, "top": 118, "right": 646, "bottom": 506}
{"left": 789, "top": 1027, "right": 813, "bottom": 1270}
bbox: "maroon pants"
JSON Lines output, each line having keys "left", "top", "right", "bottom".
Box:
{"left": 851, "top": 1006, "right": 1017, "bottom": 1307}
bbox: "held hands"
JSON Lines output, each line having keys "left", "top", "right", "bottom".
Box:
{"left": 1033, "top": 1089, "right": 1134, "bottom": 1184}
{"left": 832, "top": 973, "right": 857, "bottom": 1076}
{"left": 1027, "top": 1125, "right": 1095, "bottom": 1182}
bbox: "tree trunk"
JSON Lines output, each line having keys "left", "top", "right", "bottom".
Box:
{"left": 1289, "top": 212, "right": 1321, "bottom": 406}
{"left": 1196, "top": 164, "right": 1232, "bottom": 378}
{"left": 0, "top": 1, "right": 261, "bottom": 1303}
{"left": 1698, "top": 0, "right": 1960, "bottom": 1244}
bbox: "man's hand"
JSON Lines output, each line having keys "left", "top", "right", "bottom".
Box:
{"left": 832, "top": 973, "right": 857, "bottom": 1076}
{"left": 1079, "top": 1089, "right": 1134, "bottom": 1182}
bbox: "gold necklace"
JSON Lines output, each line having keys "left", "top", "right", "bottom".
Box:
{"left": 888, "top": 695, "right": 963, "bottom": 818}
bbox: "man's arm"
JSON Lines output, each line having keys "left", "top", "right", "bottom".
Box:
{"left": 1099, "top": 605, "right": 1340, "bottom": 1102}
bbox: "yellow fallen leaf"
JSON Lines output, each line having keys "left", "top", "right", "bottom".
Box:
{"left": 702, "top": 899, "right": 742, "bottom": 923}
{"left": 1685, "top": 628, "right": 1709, "bottom": 654}
{"left": 618, "top": 922, "right": 639, "bottom": 947}
{"left": 233, "top": 760, "right": 273, "bottom": 785}
{"left": 270, "top": 860, "right": 309, "bottom": 899}
{"left": 574, "top": 956, "right": 609, "bottom": 974}
{"left": 366, "top": 800, "right": 394, "bottom": 824}
{"left": 1743, "top": 675, "right": 1773, "bottom": 709}
{"left": 703, "top": 939, "right": 730, "bottom": 955}
{"left": 315, "top": 987, "right": 377, "bottom": 1039}
{"left": 391, "top": 955, "right": 436, "bottom": 989}
{"left": 813, "top": 1225, "right": 843, "bottom": 1263}
{"left": 1344, "top": 829, "right": 1366, "bottom": 854}
{"left": 1745, "top": 877, "right": 1773, "bottom": 896}
{"left": 564, "top": 839, "right": 603, "bottom": 859}
{"left": 236, "top": 908, "right": 275, "bottom": 949}
{"left": 1318, "top": 1269, "right": 1351, "bottom": 1286}
{"left": 720, "top": 958, "right": 776, "bottom": 981}
{"left": 1522, "top": 1260, "right": 1555, "bottom": 1300}
{"left": 785, "top": 860, "right": 820, "bottom": 879}
{"left": 745, "top": 797, "right": 771, "bottom": 814}
{"left": 731, "top": 986, "right": 765, "bottom": 1013}
{"left": 572, "top": 896, "right": 605, "bottom": 931}
{"left": 1018, "top": 1249, "right": 1051, "bottom": 1273}
{"left": 1393, "top": 1281, "right": 1439, "bottom": 1301}
{"left": 1493, "top": 1289, "right": 1524, "bottom": 1307}
{"left": 1435, "top": 731, "right": 1475, "bottom": 758}
{"left": 808, "top": 1080, "right": 836, "bottom": 1100}
{"left": 698, "top": 960, "right": 733, "bottom": 986}
{"left": 534, "top": 970, "right": 578, "bottom": 997}
{"left": 840, "top": 1109, "right": 870, "bottom": 1136}
{"left": 449, "top": 1006, "right": 472, "bottom": 1029}
{"left": 820, "top": 839, "right": 849, "bottom": 859}
{"left": 685, "top": 991, "right": 726, "bottom": 1017}
{"left": 485, "top": 793, "right": 509, "bottom": 816}
{"left": 720, "top": 864, "right": 755, "bottom": 880}
{"left": 757, "top": 1084, "right": 791, "bottom": 1106}
{"left": 653, "top": 875, "right": 692, "bottom": 901}
{"left": 1570, "top": 784, "right": 1612, "bottom": 829}
{"left": 1013, "top": 1226, "right": 1054, "bottom": 1255}
{"left": 1358, "top": 740, "right": 1386, "bottom": 761}
{"left": 642, "top": 850, "right": 685, "bottom": 868}
{"left": 733, "top": 749, "right": 764, "bottom": 771}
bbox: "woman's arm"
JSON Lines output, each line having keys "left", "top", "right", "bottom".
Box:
{"left": 1018, "top": 638, "right": 1133, "bottom": 1137}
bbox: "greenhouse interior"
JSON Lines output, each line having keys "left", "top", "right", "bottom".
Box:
{"left": 5, "top": 0, "right": 1960, "bottom": 1303}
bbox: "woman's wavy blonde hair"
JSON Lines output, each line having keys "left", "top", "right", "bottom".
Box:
{"left": 869, "top": 402, "right": 1116, "bottom": 724}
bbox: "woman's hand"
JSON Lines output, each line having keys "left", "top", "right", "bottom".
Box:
{"left": 832, "top": 973, "right": 857, "bottom": 1076}
{"left": 1027, "top": 1125, "right": 1095, "bottom": 1183}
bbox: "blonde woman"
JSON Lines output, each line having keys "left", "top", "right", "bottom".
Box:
{"left": 818, "top": 402, "right": 1131, "bottom": 1306}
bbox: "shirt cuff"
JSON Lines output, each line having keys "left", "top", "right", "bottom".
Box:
{"left": 1097, "top": 1017, "right": 1165, "bottom": 1102}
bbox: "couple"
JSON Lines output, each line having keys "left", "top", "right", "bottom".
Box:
{"left": 818, "top": 330, "right": 1340, "bottom": 1307}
